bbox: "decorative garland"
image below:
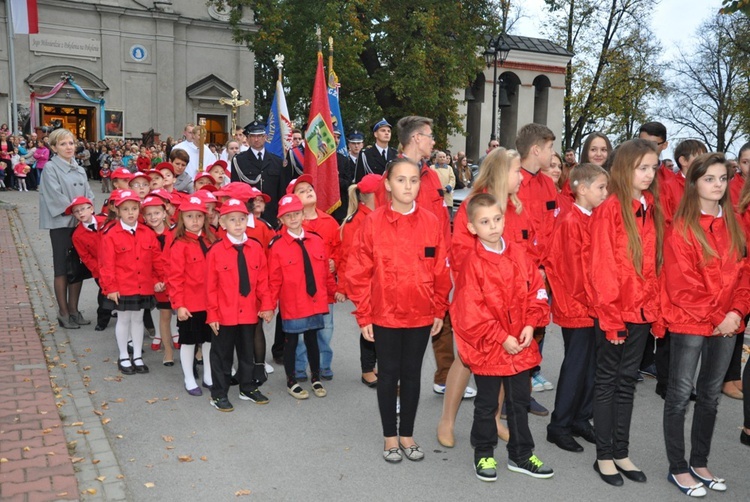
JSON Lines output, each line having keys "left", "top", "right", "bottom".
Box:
{"left": 30, "top": 75, "right": 106, "bottom": 138}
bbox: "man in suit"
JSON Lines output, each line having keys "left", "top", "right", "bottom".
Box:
{"left": 332, "top": 129, "right": 364, "bottom": 223}
{"left": 353, "top": 118, "right": 398, "bottom": 182}
{"left": 231, "top": 120, "right": 290, "bottom": 227}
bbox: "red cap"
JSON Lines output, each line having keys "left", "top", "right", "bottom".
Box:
{"left": 219, "top": 198, "right": 249, "bottom": 216}
{"left": 207, "top": 160, "right": 228, "bottom": 172}
{"left": 194, "top": 172, "right": 216, "bottom": 184}
{"left": 111, "top": 168, "right": 134, "bottom": 181}
{"left": 64, "top": 196, "right": 94, "bottom": 215}
{"left": 197, "top": 184, "right": 218, "bottom": 193}
{"left": 277, "top": 194, "right": 304, "bottom": 218}
{"left": 357, "top": 174, "right": 382, "bottom": 194}
{"left": 249, "top": 186, "right": 271, "bottom": 203}
{"left": 141, "top": 196, "right": 166, "bottom": 209}
{"left": 148, "top": 188, "right": 173, "bottom": 203}
{"left": 113, "top": 190, "right": 141, "bottom": 207}
{"left": 286, "top": 174, "right": 314, "bottom": 195}
{"left": 108, "top": 189, "right": 125, "bottom": 204}
{"left": 147, "top": 169, "right": 164, "bottom": 179}
{"left": 216, "top": 182, "right": 255, "bottom": 203}
{"left": 130, "top": 171, "right": 152, "bottom": 183}
{"left": 155, "top": 162, "right": 175, "bottom": 174}
{"left": 179, "top": 195, "right": 208, "bottom": 214}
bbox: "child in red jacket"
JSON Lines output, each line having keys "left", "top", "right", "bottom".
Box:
{"left": 346, "top": 158, "right": 451, "bottom": 464}
{"left": 589, "top": 138, "right": 664, "bottom": 486}
{"left": 68, "top": 196, "right": 111, "bottom": 331}
{"left": 168, "top": 196, "right": 216, "bottom": 396}
{"left": 543, "top": 164, "right": 608, "bottom": 453}
{"left": 286, "top": 174, "right": 341, "bottom": 380}
{"left": 268, "top": 194, "right": 337, "bottom": 400}
{"left": 99, "top": 191, "right": 166, "bottom": 375}
{"left": 451, "top": 192, "right": 553, "bottom": 482}
{"left": 206, "top": 199, "right": 274, "bottom": 412}
{"left": 661, "top": 153, "right": 750, "bottom": 496}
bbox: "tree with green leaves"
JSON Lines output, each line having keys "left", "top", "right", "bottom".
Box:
{"left": 213, "top": 0, "right": 500, "bottom": 146}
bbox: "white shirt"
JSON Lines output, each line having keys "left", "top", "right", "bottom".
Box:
{"left": 226, "top": 233, "right": 248, "bottom": 245}
{"left": 481, "top": 237, "right": 506, "bottom": 255}
{"left": 172, "top": 140, "right": 217, "bottom": 179}
{"left": 574, "top": 203, "right": 592, "bottom": 216}
{"left": 287, "top": 228, "right": 305, "bottom": 239}
{"left": 391, "top": 202, "right": 416, "bottom": 215}
{"left": 251, "top": 148, "right": 266, "bottom": 161}
{"left": 120, "top": 220, "right": 137, "bottom": 233}
{"left": 701, "top": 206, "right": 723, "bottom": 218}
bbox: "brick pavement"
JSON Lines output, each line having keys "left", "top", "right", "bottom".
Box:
{"left": 0, "top": 208, "right": 79, "bottom": 501}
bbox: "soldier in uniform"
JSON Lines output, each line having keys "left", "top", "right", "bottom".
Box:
{"left": 332, "top": 129, "right": 362, "bottom": 223}
{"left": 353, "top": 119, "right": 398, "bottom": 182}
{"left": 231, "top": 120, "right": 290, "bottom": 227}
{"left": 286, "top": 128, "right": 305, "bottom": 179}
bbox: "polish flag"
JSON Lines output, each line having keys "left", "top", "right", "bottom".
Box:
{"left": 10, "top": 0, "right": 39, "bottom": 35}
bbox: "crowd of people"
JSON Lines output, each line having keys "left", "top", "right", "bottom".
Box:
{"left": 29, "top": 115, "right": 750, "bottom": 496}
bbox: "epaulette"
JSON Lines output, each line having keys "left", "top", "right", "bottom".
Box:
{"left": 268, "top": 234, "right": 282, "bottom": 248}
{"left": 102, "top": 222, "right": 116, "bottom": 234}
{"left": 168, "top": 223, "right": 177, "bottom": 231}
{"left": 306, "top": 230, "right": 322, "bottom": 239}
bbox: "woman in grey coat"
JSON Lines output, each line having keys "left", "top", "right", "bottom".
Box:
{"left": 39, "top": 128, "right": 94, "bottom": 329}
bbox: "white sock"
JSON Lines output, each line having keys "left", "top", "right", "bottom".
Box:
{"left": 130, "top": 310, "right": 145, "bottom": 365}
{"left": 115, "top": 312, "right": 134, "bottom": 366}
{"left": 202, "top": 342, "right": 213, "bottom": 386}
{"left": 180, "top": 344, "right": 197, "bottom": 389}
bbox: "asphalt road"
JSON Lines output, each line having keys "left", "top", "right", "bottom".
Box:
{"left": 3, "top": 185, "right": 748, "bottom": 501}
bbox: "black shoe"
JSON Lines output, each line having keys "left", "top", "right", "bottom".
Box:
{"left": 118, "top": 358, "right": 135, "bottom": 375}
{"left": 655, "top": 385, "right": 667, "bottom": 399}
{"left": 741, "top": 429, "right": 750, "bottom": 446}
{"left": 528, "top": 397, "right": 549, "bottom": 416}
{"left": 361, "top": 376, "right": 378, "bottom": 388}
{"left": 132, "top": 357, "right": 149, "bottom": 374}
{"left": 594, "top": 461, "right": 624, "bottom": 487}
{"left": 239, "top": 388, "right": 269, "bottom": 404}
{"left": 547, "top": 433, "right": 583, "bottom": 452}
{"left": 572, "top": 425, "right": 596, "bottom": 444}
{"left": 94, "top": 324, "right": 107, "bottom": 331}
{"left": 211, "top": 397, "right": 234, "bottom": 412}
{"left": 507, "top": 455, "right": 553, "bottom": 478}
{"left": 615, "top": 461, "right": 647, "bottom": 482}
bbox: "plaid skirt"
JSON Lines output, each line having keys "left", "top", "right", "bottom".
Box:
{"left": 103, "top": 294, "right": 156, "bottom": 312}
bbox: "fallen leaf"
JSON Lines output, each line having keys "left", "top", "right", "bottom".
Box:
{"left": 101, "top": 418, "right": 111, "bottom": 425}
{"left": 144, "top": 482, "right": 155, "bottom": 488}
{"left": 56, "top": 493, "right": 68, "bottom": 497}
{"left": 71, "top": 457, "right": 84, "bottom": 463}
{"left": 114, "top": 398, "right": 125, "bottom": 403}
{"left": 96, "top": 476, "right": 106, "bottom": 482}
{"left": 76, "top": 430, "right": 90, "bottom": 435}
{"left": 93, "top": 410, "right": 103, "bottom": 416}
{"left": 166, "top": 446, "right": 175, "bottom": 450}
{"left": 235, "top": 489, "right": 252, "bottom": 496}
{"left": 146, "top": 398, "right": 158, "bottom": 404}
{"left": 177, "top": 455, "right": 194, "bottom": 463}
{"left": 0, "top": 458, "right": 8, "bottom": 463}
{"left": 23, "top": 446, "right": 30, "bottom": 451}
{"left": 46, "top": 451, "right": 56, "bottom": 456}
{"left": 88, "top": 391, "right": 97, "bottom": 395}
{"left": 42, "top": 428, "right": 52, "bottom": 434}
{"left": 200, "top": 456, "right": 207, "bottom": 461}
{"left": 70, "top": 422, "right": 84, "bottom": 426}
{"left": 117, "top": 475, "right": 124, "bottom": 479}
{"left": 116, "top": 435, "right": 123, "bottom": 439}
{"left": 162, "top": 435, "right": 174, "bottom": 442}
{"left": 84, "top": 488, "right": 97, "bottom": 495}
{"left": 92, "top": 459, "right": 100, "bottom": 465}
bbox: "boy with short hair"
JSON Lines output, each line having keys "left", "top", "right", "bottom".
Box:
{"left": 638, "top": 121, "right": 672, "bottom": 185}
{"left": 543, "top": 163, "right": 609, "bottom": 453}
{"left": 451, "top": 193, "right": 553, "bottom": 482}
{"left": 661, "top": 139, "right": 707, "bottom": 226}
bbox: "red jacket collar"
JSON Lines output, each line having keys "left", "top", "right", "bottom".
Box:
{"left": 384, "top": 203, "right": 419, "bottom": 223}
{"left": 474, "top": 237, "right": 509, "bottom": 265}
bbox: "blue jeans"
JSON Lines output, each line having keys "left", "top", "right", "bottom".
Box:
{"left": 663, "top": 333, "right": 735, "bottom": 474}
{"left": 295, "top": 305, "right": 333, "bottom": 373}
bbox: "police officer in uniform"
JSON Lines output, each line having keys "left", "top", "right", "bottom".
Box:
{"left": 353, "top": 118, "right": 398, "bottom": 182}
{"left": 231, "top": 120, "right": 290, "bottom": 227}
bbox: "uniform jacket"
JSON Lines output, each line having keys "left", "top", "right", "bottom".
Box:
{"left": 354, "top": 145, "right": 397, "bottom": 181}
{"left": 215, "top": 215, "right": 276, "bottom": 251}
{"left": 153, "top": 227, "right": 174, "bottom": 304}
{"left": 661, "top": 212, "right": 750, "bottom": 336}
{"left": 72, "top": 215, "right": 106, "bottom": 279}
{"left": 451, "top": 239, "right": 549, "bottom": 376}
{"left": 338, "top": 203, "right": 372, "bottom": 295}
{"left": 99, "top": 222, "right": 165, "bottom": 296}
{"left": 729, "top": 173, "right": 744, "bottom": 209}
{"left": 590, "top": 193, "right": 660, "bottom": 340}
{"left": 168, "top": 232, "right": 212, "bottom": 312}
{"left": 206, "top": 237, "right": 274, "bottom": 326}
{"left": 346, "top": 203, "right": 451, "bottom": 328}
{"left": 543, "top": 205, "right": 594, "bottom": 328}
{"left": 268, "top": 230, "right": 336, "bottom": 321}
{"left": 660, "top": 172, "right": 686, "bottom": 227}
{"left": 517, "top": 168, "right": 558, "bottom": 261}
{"left": 231, "top": 150, "right": 290, "bottom": 227}
{"left": 332, "top": 152, "right": 356, "bottom": 223}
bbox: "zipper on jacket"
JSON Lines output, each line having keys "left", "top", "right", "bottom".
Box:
{"left": 640, "top": 307, "right": 647, "bottom": 322}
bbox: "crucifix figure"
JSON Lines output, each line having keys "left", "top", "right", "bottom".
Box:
{"left": 219, "top": 89, "right": 251, "bottom": 135}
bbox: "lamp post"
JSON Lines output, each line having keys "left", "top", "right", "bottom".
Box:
{"left": 484, "top": 34, "right": 511, "bottom": 141}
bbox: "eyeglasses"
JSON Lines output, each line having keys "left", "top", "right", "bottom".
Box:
{"left": 71, "top": 207, "right": 92, "bottom": 215}
{"left": 414, "top": 132, "right": 434, "bottom": 140}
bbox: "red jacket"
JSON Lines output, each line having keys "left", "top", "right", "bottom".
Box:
{"left": 268, "top": 230, "right": 336, "bottom": 321}
{"left": 215, "top": 215, "right": 276, "bottom": 251}
{"left": 729, "top": 173, "right": 744, "bottom": 210}
{"left": 72, "top": 215, "right": 106, "bottom": 279}
{"left": 452, "top": 196, "right": 537, "bottom": 276}
{"left": 99, "top": 223, "right": 165, "bottom": 296}
{"left": 660, "top": 172, "right": 686, "bottom": 227}
{"left": 346, "top": 203, "right": 451, "bottom": 328}
{"left": 543, "top": 205, "right": 594, "bottom": 328}
{"left": 153, "top": 227, "right": 174, "bottom": 304}
{"left": 206, "top": 237, "right": 274, "bottom": 325}
{"left": 657, "top": 162, "right": 677, "bottom": 186}
{"left": 517, "top": 168, "right": 559, "bottom": 262}
{"left": 661, "top": 213, "right": 750, "bottom": 336}
{"left": 168, "top": 232, "right": 211, "bottom": 312}
{"left": 451, "top": 239, "right": 549, "bottom": 376}
{"left": 338, "top": 203, "right": 372, "bottom": 295}
{"left": 302, "top": 208, "right": 341, "bottom": 268}
{"left": 590, "top": 193, "right": 661, "bottom": 340}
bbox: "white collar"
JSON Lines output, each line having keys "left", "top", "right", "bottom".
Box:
{"left": 482, "top": 237, "right": 506, "bottom": 255}
{"left": 251, "top": 147, "right": 265, "bottom": 157}
{"left": 574, "top": 203, "right": 592, "bottom": 216}
{"left": 391, "top": 201, "right": 416, "bottom": 215}
{"left": 83, "top": 219, "right": 97, "bottom": 230}
{"left": 701, "top": 206, "right": 724, "bottom": 218}
{"left": 287, "top": 228, "right": 305, "bottom": 239}
{"left": 639, "top": 195, "right": 648, "bottom": 210}
{"left": 120, "top": 220, "right": 137, "bottom": 233}
{"left": 247, "top": 213, "right": 256, "bottom": 229}
{"left": 226, "top": 233, "right": 248, "bottom": 245}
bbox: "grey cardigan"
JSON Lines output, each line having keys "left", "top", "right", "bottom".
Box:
{"left": 39, "top": 155, "right": 94, "bottom": 229}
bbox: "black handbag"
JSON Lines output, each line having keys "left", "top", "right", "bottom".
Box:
{"left": 66, "top": 246, "right": 92, "bottom": 284}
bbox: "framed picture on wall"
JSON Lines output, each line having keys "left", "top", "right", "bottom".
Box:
{"left": 104, "top": 110, "right": 124, "bottom": 138}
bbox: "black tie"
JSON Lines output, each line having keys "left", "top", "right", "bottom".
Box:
{"left": 156, "top": 234, "right": 166, "bottom": 250}
{"left": 88, "top": 224, "right": 96, "bottom": 231}
{"left": 130, "top": 228, "right": 135, "bottom": 235}
{"left": 257, "top": 152, "right": 263, "bottom": 161}
{"left": 381, "top": 149, "right": 387, "bottom": 161}
{"left": 198, "top": 237, "right": 209, "bottom": 256}
{"left": 235, "top": 244, "right": 251, "bottom": 296}
{"left": 294, "top": 239, "right": 317, "bottom": 297}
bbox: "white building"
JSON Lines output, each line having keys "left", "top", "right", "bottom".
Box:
{"left": 0, "top": 0, "right": 256, "bottom": 144}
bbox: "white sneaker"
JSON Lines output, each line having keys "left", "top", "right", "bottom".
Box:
{"left": 531, "top": 374, "right": 545, "bottom": 392}
{"left": 264, "top": 361, "right": 274, "bottom": 374}
{"left": 433, "top": 383, "right": 447, "bottom": 395}
{"left": 536, "top": 373, "right": 554, "bottom": 391}
{"left": 463, "top": 386, "right": 477, "bottom": 399}
{"left": 433, "top": 383, "right": 477, "bottom": 399}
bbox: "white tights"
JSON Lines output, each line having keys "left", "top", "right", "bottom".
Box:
{"left": 115, "top": 310, "right": 144, "bottom": 367}
{"left": 180, "top": 343, "right": 212, "bottom": 389}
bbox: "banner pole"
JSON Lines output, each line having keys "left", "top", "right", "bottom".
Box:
{"left": 5, "top": 0, "right": 19, "bottom": 135}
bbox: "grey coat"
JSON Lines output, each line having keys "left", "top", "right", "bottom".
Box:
{"left": 39, "top": 155, "right": 94, "bottom": 229}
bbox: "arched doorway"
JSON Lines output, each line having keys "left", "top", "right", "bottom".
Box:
{"left": 533, "top": 75, "right": 551, "bottom": 126}
{"left": 498, "top": 71, "right": 521, "bottom": 148}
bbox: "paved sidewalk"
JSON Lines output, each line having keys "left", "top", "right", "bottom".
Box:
{"left": 0, "top": 206, "right": 78, "bottom": 501}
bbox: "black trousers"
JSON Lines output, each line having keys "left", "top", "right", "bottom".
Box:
{"left": 143, "top": 308, "right": 154, "bottom": 331}
{"left": 471, "top": 371, "right": 534, "bottom": 462}
{"left": 210, "top": 323, "right": 259, "bottom": 399}
{"left": 93, "top": 279, "right": 112, "bottom": 328}
{"left": 639, "top": 330, "right": 656, "bottom": 370}
{"left": 548, "top": 327, "right": 595, "bottom": 436}
{"left": 271, "top": 311, "right": 285, "bottom": 360}
{"left": 655, "top": 331, "right": 670, "bottom": 394}
{"left": 744, "top": 354, "right": 750, "bottom": 429}
{"left": 373, "top": 325, "right": 430, "bottom": 438}
{"left": 593, "top": 320, "right": 650, "bottom": 460}
{"left": 723, "top": 327, "right": 746, "bottom": 382}
{"left": 360, "top": 334, "right": 377, "bottom": 372}
{"left": 284, "top": 330, "right": 319, "bottom": 383}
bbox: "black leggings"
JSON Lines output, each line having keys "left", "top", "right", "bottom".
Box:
{"left": 373, "top": 324, "right": 431, "bottom": 438}
{"left": 284, "top": 330, "right": 319, "bottom": 384}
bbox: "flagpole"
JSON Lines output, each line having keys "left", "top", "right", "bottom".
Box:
{"left": 5, "top": 0, "right": 19, "bottom": 135}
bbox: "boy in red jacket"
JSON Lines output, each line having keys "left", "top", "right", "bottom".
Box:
{"left": 543, "top": 164, "right": 608, "bottom": 453}
{"left": 68, "top": 196, "right": 111, "bottom": 331}
{"left": 451, "top": 193, "right": 553, "bottom": 482}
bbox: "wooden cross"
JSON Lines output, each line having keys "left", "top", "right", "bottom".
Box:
{"left": 219, "top": 89, "right": 251, "bottom": 135}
